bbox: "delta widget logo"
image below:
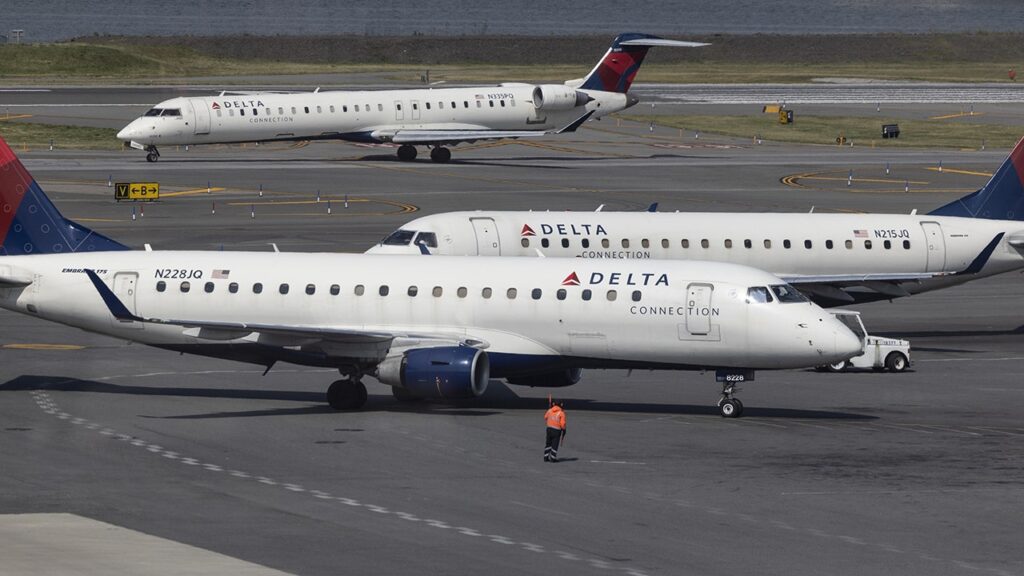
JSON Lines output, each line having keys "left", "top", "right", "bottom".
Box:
{"left": 521, "top": 224, "right": 536, "bottom": 237}
{"left": 561, "top": 272, "right": 581, "bottom": 286}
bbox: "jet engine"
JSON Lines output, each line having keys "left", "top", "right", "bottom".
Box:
{"left": 506, "top": 368, "right": 582, "bottom": 388}
{"left": 376, "top": 346, "right": 489, "bottom": 399}
{"left": 532, "top": 85, "right": 593, "bottom": 111}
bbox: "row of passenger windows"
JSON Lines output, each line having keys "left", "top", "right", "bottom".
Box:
{"left": 154, "top": 281, "right": 642, "bottom": 302}
{"left": 524, "top": 237, "right": 912, "bottom": 251}
{"left": 214, "top": 98, "right": 515, "bottom": 118}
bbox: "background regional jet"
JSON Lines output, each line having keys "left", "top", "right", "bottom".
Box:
{"left": 116, "top": 33, "right": 705, "bottom": 163}
{"left": 0, "top": 136, "right": 858, "bottom": 417}
{"left": 369, "top": 138, "right": 1024, "bottom": 307}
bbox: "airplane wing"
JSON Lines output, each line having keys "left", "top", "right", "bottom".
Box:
{"left": 781, "top": 272, "right": 943, "bottom": 303}
{"left": 376, "top": 110, "right": 595, "bottom": 146}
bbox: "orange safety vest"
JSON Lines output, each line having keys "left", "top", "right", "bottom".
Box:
{"left": 544, "top": 406, "right": 566, "bottom": 430}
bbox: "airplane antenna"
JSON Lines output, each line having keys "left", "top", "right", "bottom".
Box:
{"left": 809, "top": 206, "right": 815, "bottom": 213}
{"left": 595, "top": 204, "right": 605, "bottom": 212}
{"left": 910, "top": 209, "right": 918, "bottom": 215}
{"left": 144, "top": 243, "right": 153, "bottom": 252}
{"left": 647, "top": 202, "right": 658, "bottom": 213}
{"left": 535, "top": 249, "right": 546, "bottom": 258}
{"left": 314, "top": 87, "right": 321, "bottom": 93}
{"left": 219, "top": 90, "right": 226, "bottom": 97}
{"left": 270, "top": 243, "right": 280, "bottom": 253}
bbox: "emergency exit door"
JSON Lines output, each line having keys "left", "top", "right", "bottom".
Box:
{"left": 190, "top": 99, "right": 210, "bottom": 135}
{"left": 470, "top": 218, "right": 501, "bottom": 255}
{"left": 920, "top": 221, "right": 947, "bottom": 272}
{"left": 684, "top": 283, "right": 713, "bottom": 335}
{"left": 111, "top": 272, "right": 142, "bottom": 329}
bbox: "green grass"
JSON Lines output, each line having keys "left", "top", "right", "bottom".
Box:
{"left": 0, "top": 120, "right": 121, "bottom": 150}
{"left": 623, "top": 114, "right": 1022, "bottom": 149}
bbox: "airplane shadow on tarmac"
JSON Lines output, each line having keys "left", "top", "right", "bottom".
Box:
{"left": 3, "top": 374, "right": 876, "bottom": 422}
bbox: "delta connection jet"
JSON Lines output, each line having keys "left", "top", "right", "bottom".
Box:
{"left": 368, "top": 139, "right": 1024, "bottom": 307}
{"left": 0, "top": 137, "right": 859, "bottom": 417}
{"left": 116, "top": 33, "right": 705, "bottom": 163}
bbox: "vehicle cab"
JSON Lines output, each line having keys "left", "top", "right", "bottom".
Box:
{"left": 821, "top": 310, "right": 911, "bottom": 372}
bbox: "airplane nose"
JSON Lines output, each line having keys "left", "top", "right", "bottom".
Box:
{"left": 833, "top": 323, "right": 863, "bottom": 360}
{"left": 116, "top": 125, "right": 133, "bottom": 141}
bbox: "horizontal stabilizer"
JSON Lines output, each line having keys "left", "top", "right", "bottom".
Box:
{"left": 619, "top": 38, "right": 710, "bottom": 48}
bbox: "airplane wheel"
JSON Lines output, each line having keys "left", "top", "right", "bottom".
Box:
{"left": 826, "top": 360, "right": 848, "bottom": 373}
{"left": 885, "top": 352, "right": 908, "bottom": 373}
{"left": 720, "top": 399, "right": 742, "bottom": 418}
{"left": 327, "top": 379, "right": 366, "bottom": 410}
{"left": 397, "top": 145, "right": 417, "bottom": 162}
{"left": 146, "top": 152, "right": 159, "bottom": 162}
{"left": 430, "top": 147, "right": 451, "bottom": 163}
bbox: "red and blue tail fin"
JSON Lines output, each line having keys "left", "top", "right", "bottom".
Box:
{"left": 929, "top": 137, "right": 1024, "bottom": 220}
{"left": 577, "top": 33, "right": 708, "bottom": 94}
{"left": 0, "top": 135, "right": 128, "bottom": 255}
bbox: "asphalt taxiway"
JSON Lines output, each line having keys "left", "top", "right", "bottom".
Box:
{"left": 1, "top": 110, "right": 1023, "bottom": 576}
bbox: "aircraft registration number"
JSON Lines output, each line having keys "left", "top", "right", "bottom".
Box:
{"left": 154, "top": 268, "right": 203, "bottom": 279}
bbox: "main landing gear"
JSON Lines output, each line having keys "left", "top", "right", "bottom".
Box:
{"left": 145, "top": 145, "right": 160, "bottom": 163}
{"left": 396, "top": 144, "right": 417, "bottom": 162}
{"left": 395, "top": 145, "right": 452, "bottom": 163}
{"left": 326, "top": 376, "right": 367, "bottom": 410}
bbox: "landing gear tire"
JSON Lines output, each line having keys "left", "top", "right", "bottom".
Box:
{"left": 429, "top": 146, "right": 451, "bottom": 163}
{"left": 884, "top": 352, "right": 908, "bottom": 373}
{"left": 145, "top": 145, "right": 160, "bottom": 163}
{"left": 720, "top": 398, "right": 743, "bottom": 418}
{"left": 826, "top": 360, "right": 848, "bottom": 373}
{"left": 397, "top": 145, "right": 418, "bottom": 162}
{"left": 327, "top": 379, "right": 367, "bottom": 411}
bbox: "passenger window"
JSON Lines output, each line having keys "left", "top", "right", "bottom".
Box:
{"left": 783, "top": 239, "right": 792, "bottom": 249}
{"left": 306, "top": 284, "right": 316, "bottom": 295}
{"left": 641, "top": 239, "right": 650, "bottom": 249}
{"left": 561, "top": 238, "right": 569, "bottom": 248}
{"left": 278, "top": 107, "right": 284, "bottom": 114}
{"left": 482, "top": 287, "right": 492, "bottom": 299}
{"left": 407, "top": 285, "right": 418, "bottom": 297}
{"left": 489, "top": 101, "right": 494, "bottom": 108}
{"left": 291, "top": 107, "right": 296, "bottom": 114}
{"left": 804, "top": 240, "right": 812, "bottom": 249}
{"left": 764, "top": 239, "right": 772, "bottom": 249}
{"left": 606, "top": 290, "right": 617, "bottom": 301}
{"left": 432, "top": 286, "right": 443, "bottom": 297}
{"left": 622, "top": 239, "right": 630, "bottom": 248}
{"left": 412, "top": 103, "right": 417, "bottom": 110}
{"left": 395, "top": 104, "right": 401, "bottom": 111}
{"left": 465, "top": 101, "right": 470, "bottom": 108}
{"left": 251, "top": 109, "right": 257, "bottom": 116}
{"left": 903, "top": 240, "right": 911, "bottom": 249}
{"left": 556, "top": 289, "right": 566, "bottom": 301}
{"left": 541, "top": 238, "right": 550, "bottom": 248}
{"left": 846, "top": 239, "right": 853, "bottom": 249}
{"left": 884, "top": 240, "right": 892, "bottom": 249}
{"left": 264, "top": 108, "right": 270, "bottom": 115}
{"left": 343, "top": 105, "right": 349, "bottom": 112}
{"left": 744, "top": 239, "right": 752, "bottom": 249}
{"left": 826, "top": 240, "right": 834, "bottom": 249}
{"left": 700, "top": 239, "right": 709, "bottom": 249}
{"left": 531, "top": 288, "right": 542, "bottom": 300}
{"left": 601, "top": 239, "right": 610, "bottom": 248}
{"left": 240, "top": 109, "right": 245, "bottom": 116}
{"left": 682, "top": 239, "right": 690, "bottom": 248}
{"left": 521, "top": 238, "right": 530, "bottom": 248}
{"left": 180, "top": 281, "right": 191, "bottom": 293}
{"left": 582, "top": 238, "right": 590, "bottom": 248}
{"left": 314, "top": 106, "right": 320, "bottom": 113}
{"left": 746, "top": 286, "right": 774, "bottom": 303}
{"left": 279, "top": 283, "right": 289, "bottom": 295}
{"left": 500, "top": 100, "right": 506, "bottom": 107}
{"left": 661, "top": 239, "right": 669, "bottom": 248}
{"left": 330, "top": 106, "right": 335, "bottom": 113}
{"left": 229, "top": 109, "right": 235, "bottom": 117}
{"left": 631, "top": 290, "right": 642, "bottom": 302}
{"left": 304, "top": 107, "right": 309, "bottom": 114}
{"left": 355, "top": 105, "right": 360, "bottom": 112}
{"left": 204, "top": 282, "right": 214, "bottom": 293}
{"left": 450, "top": 101, "right": 456, "bottom": 108}
{"left": 582, "top": 289, "right": 592, "bottom": 301}
{"left": 253, "top": 283, "right": 263, "bottom": 294}
{"left": 507, "top": 288, "right": 517, "bottom": 299}
{"left": 378, "top": 104, "right": 383, "bottom": 111}
{"left": 229, "top": 282, "right": 238, "bottom": 293}
{"left": 725, "top": 239, "right": 733, "bottom": 249}
{"left": 379, "top": 285, "right": 389, "bottom": 296}
{"left": 457, "top": 287, "right": 468, "bottom": 298}
{"left": 354, "top": 284, "right": 364, "bottom": 296}
{"left": 156, "top": 281, "right": 166, "bottom": 292}
{"left": 425, "top": 102, "right": 431, "bottom": 110}
{"left": 216, "top": 110, "right": 222, "bottom": 118}
{"left": 864, "top": 240, "right": 873, "bottom": 249}
{"left": 330, "top": 284, "right": 340, "bottom": 296}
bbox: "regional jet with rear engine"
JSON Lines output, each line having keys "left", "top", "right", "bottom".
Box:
{"left": 116, "top": 33, "right": 705, "bottom": 163}
{"left": 368, "top": 139, "right": 1024, "bottom": 307}
{"left": 0, "top": 136, "right": 859, "bottom": 417}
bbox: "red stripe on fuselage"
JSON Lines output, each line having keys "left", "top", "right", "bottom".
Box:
{"left": 0, "top": 137, "right": 35, "bottom": 245}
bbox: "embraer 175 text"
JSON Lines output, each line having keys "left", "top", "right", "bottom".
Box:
{"left": 0, "top": 137, "right": 858, "bottom": 417}
{"left": 369, "top": 138, "right": 1024, "bottom": 306}
{"left": 116, "top": 34, "right": 705, "bottom": 163}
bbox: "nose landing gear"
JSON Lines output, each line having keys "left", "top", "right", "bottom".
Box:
{"left": 715, "top": 369, "right": 752, "bottom": 418}
{"left": 145, "top": 145, "right": 160, "bottom": 163}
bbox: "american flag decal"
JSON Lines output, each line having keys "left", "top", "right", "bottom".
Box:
{"left": 212, "top": 269, "right": 230, "bottom": 279}
{"left": 853, "top": 230, "right": 868, "bottom": 238}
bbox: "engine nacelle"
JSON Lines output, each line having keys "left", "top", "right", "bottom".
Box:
{"left": 532, "top": 85, "right": 592, "bottom": 111}
{"left": 377, "top": 346, "right": 489, "bottom": 399}
{"left": 506, "top": 368, "right": 582, "bottom": 388}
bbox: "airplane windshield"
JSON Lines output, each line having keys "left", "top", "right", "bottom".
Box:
{"left": 382, "top": 229, "right": 416, "bottom": 246}
{"left": 770, "top": 284, "right": 809, "bottom": 303}
{"left": 414, "top": 232, "right": 438, "bottom": 248}
{"left": 746, "top": 286, "right": 774, "bottom": 304}
{"left": 161, "top": 108, "right": 182, "bottom": 116}
{"left": 144, "top": 108, "right": 164, "bottom": 117}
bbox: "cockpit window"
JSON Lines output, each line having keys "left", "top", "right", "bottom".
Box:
{"left": 746, "top": 286, "right": 774, "bottom": 304}
{"left": 382, "top": 229, "right": 416, "bottom": 246}
{"left": 414, "top": 232, "right": 438, "bottom": 248}
{"left": 144, "top": 108, "right": 164, "bottom": 117}
{"left": 161, "top": 108, "right": 182, "bottom": 116}
{"left": 770, "top": 284, "right": 808, "bottom": 303}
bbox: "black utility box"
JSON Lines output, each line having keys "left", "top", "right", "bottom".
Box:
{"left": 882, "top": 124, "right": 900, "bottom": 139}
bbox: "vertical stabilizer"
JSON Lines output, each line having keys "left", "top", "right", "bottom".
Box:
{"left": 929, "top": 137, "right": 1024, "bottom": 221}
{"left": 0, "top": 135, "right": 128, "bottom": 255}
{"left": 577, "top": 33, "right": 708, "bottom": 94}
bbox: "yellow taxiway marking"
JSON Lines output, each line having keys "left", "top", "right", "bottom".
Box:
{"left": 924, "top": 167, "right": 992, "bottom": 177}
{"left": 0, "top": 114, "right": 34, "bottom": 121}
{"left": 160, "top": 187, "right": 228, "bottom": 197}
{"left": 227, "top": 197, "right": 417, "bottom": 214}
{"left": 929, "top": 111, "right": 986, "bottom": 120}
{"left": 2, "top": 343, "right": 85, "bottom": 351}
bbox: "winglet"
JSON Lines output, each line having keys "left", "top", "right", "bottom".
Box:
{"left": 84, "top": 269, "right": 142, "bottom": 322}
{"left": 417, "top": 242, "right": 431, "bottom": 255}
{"left": 957, "top": 233, "right": 1005, "bottom": 275}
{"left": 556, "top": 110, "right": 595, "bottom": 134}
{"left": 647, "top": 202, "right": 658, "bottom": 213}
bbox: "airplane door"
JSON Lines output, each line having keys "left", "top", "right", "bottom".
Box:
{"left": 470, "top": 217, "right": 501, "bottom": 255}
{"left": 684, "top": 283, "right": 713, "bottom": 335}
{"left": 411, "top": 100, "right": 421, "bottom": 121}
{"left": 190, "top": 99, "right": 211, "bottom": 135}
{"left": 394, "top": 100, "right": 404, "bottom": 121}
{"left": 920, "top": 221, "right": 947, "bottom": 272}
{"left": 111, "top": 272, "right": 142, "bottom": 329}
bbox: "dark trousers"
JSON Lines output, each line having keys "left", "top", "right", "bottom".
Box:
{"left": 544, "top": 427, "right": 562, "bottom": 460}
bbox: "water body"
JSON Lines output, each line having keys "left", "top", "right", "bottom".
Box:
{"left": 4, "top": 0, "right": 1024, "bottom": 42}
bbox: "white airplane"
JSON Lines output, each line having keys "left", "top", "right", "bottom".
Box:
{"left": 368, "top": 139, "right": 1024, "bottom": 306}
{"left": 116, "top": 33, "right": 705, "bottom": 163}
{"left": 0, "top": 136, "right": 858, "bottom": 417}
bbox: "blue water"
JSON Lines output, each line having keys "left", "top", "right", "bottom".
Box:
{"left": 5, "top": 0, "right": 1024, "bottom": 42}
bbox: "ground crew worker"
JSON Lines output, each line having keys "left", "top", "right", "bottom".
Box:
{"left": 544, "top": 400, "right": 567, "bottom": 462}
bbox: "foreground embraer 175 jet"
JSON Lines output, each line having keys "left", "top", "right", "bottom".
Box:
{"left": 116, "top": 33, "right": 704, "bottom": 163}
{"left": 0, "top": 137, "right": 858, "bottom": 417}
{"left": 369, "top": 139, "right": 1024, "bottom": 306}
